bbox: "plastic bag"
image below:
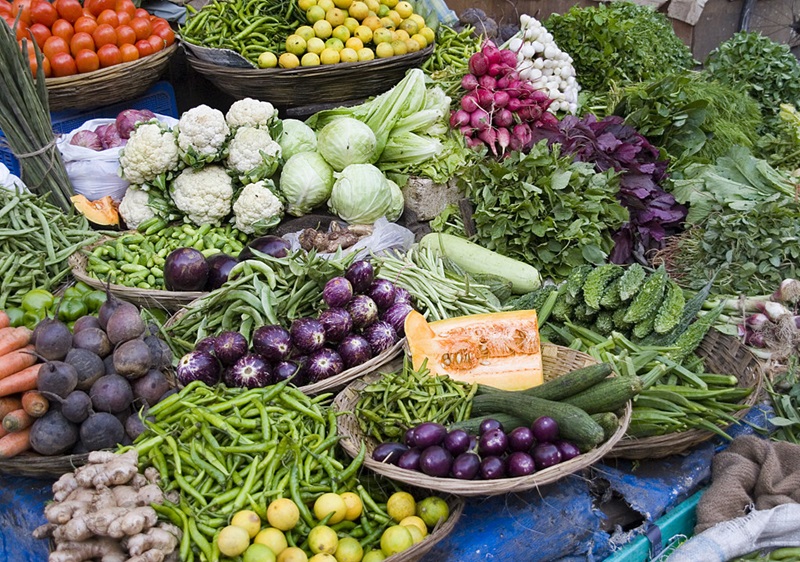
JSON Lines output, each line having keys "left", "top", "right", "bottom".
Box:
{"left": 0, "top": 162, "right": 25, "bottom": 193}
{"left": 56, "top": 114, "right": 178, "bottom": 202}
{"left": 284, "top": 217, "right": 415, "bottom": 261}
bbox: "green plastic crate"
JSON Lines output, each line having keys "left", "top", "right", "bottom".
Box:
{"left": 604, "top": 488, "right": 706, "bottom": 562}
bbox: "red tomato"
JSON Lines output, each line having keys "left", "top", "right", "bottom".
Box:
{"left": 0, "top": 1, "right": 12, "bottom": 16}
{"left": 69, "top": 30, "right": 93, "bottom": 55}
{"left": 146, "top": 32, "right": 163, "bottom": 52}
{"left": 81, "top": 7, "right": 95, "bottom": 19}
{"left": 28, "top": 52, "right": 51, "bottom": 77}
{"left": 12, "top": 19, "right": 28, "bottom": 41}
{"left": 11, "top": 0, "right": 32, "bottom": 25}
{"left": 73, "top": 15, "right": 97, "bottom": 34}
{"left": 55, "top": 0, "right": 81, "bottom": 22}
{"left": 152, "top": 23, "right": 174, "bottom": 46}
{"left": 29, "top": 0, "right": 57, "bottom": 27}
{"left": 115, "top": 9, "right": 129, "bottom": 25}
{"left": 74, "top": 47, "right": 98, "bottom": 72}
{"left": 42, "top": 33, "right": 68, "bottom": 59}
{"left": 128, "top": 16, "right": 149, "bottom": 41}
{"left": 95, "top": 8, "right": 117, "bottom": 26}
{"left": 85, "top": 0, "right": 113, "bottom": 17}
{"left": 50, "top": 18, "right": 74, "bottom": 41}
{"left": 96, "top": 42, "right": 120, "bottom": 66}
{"left": 132, "top": 7, "right": 147, "bottom": 19}
{"left": 49, "top": 50, "right": 76, "bottom": 76}
{"left": 18, "top": 38, "right": 35, "bottom": 56}
{"left": 91, "top": 22, "right": 115, "bottom": 47}
{"left": 133, "top": 37, "right": 152, "bottom": 57}
{"left": 115, "top": 0, "right": 134, "bottom": 17}
{"left": 27, "top": 22, "right": 50, "bottom": 49}
{"left": 114, "top": 23, "right": 133, "bottom": 45}
{"left": 119, "top": 41, "right": 137, "bottom": 61}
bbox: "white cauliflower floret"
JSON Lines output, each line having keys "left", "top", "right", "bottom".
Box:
{"left": 118, "top": 123, "right": 180, "bottom": 185}
{"left": 226, "top": 127, "right": 282, "bottom": 181}
{"left": 233, "top": 180, "right": 284, "bottom": 234}
{"left": 118, "top": 186, "right": 156, "bottom": 230}
{"left": 226, "top": 98, "right": 277, "bottom": 129}
{"left": 171, "top": 165, "right": 232, "bottom": 226}
{"left": 176, "top": 105, "right": 230, "bottom": 165}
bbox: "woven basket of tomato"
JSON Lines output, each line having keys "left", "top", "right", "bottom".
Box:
{"left": 1, "top": 0, "right": 177, "bottom": 111}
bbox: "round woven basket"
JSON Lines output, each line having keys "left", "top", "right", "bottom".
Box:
{"left": 68, "top": 235, "right": 206, "bottom": 312}
{"left": 0, "top": 452, "right": 90, "bottom": 479}
{"left": 382, "top": 494, "right": 464, "bottom": 562}
{"left": 334, "top": 344, "right": 633, "bottom": 496}
{"left": 183, "top": 44, "right": 433, "bottom": 109}
{"left": 606, "top": 329, "right": 764, "bottom": 460}
{"left": 45, "top": 43, "right": 177, "bottom": 112}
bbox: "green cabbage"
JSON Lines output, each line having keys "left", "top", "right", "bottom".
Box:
{"left": 317, "top": 117, "right": 377, "bottom": 171}
{"left": 386, "top": 179, "right": 404, "bottom": 222}
{"left": 279, "top": 152, "right": 334, "bottom": 216}
{"left": 278, "top": 119, "right": 317, "bottom": 161}
{"left": 328, "top": 164, "right": 393, "bottom": 224}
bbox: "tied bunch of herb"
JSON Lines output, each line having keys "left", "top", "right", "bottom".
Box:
{"left": 545, "top": 2, "right": 695, "bottom": 96}
{"left": 532, "top": 114, "right": 687, "bottom": 265}
{"left": 755, "top": 103, "right": 800, "bottom": 173}
{"left": 458, "top": 141, "right": 628, "bottom": 281}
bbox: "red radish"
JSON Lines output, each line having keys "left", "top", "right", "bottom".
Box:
{"left": 478, "top": 127, "right": 498, "bottom": 155}
{"left": 468, "top": 52, "right": 489, "bottom": 76}
{"left": 470, "top": 109, "right": 491, "bottom": 131}
{"left": 509, "top": 134, "right": 523, "bottom": 152}
{"left": 476, "top": 88, "right": 494, "bottom": 109}
{"left": 539, "top": 111, "right": 559, "bottom": 127}
{"left": 461, "top": 94, "right": 479, "bottom": 113}
{"left": 494, "top": 108, "right": 513, "bottom": 128}
{"left": 500, "top": 50, "right": 518, "bottom": 67}
{"left": 507, "top": 97, "right": 523, "bottom": 112}
{"left": 517, "top": 104, "right": 543, "bottom": 122}
{"left": 479, "top": 75, "right": 498, "bottom": 90}
{"left": 459, "top": 125, "right": 474, "bottom": 137}
{"left": 461, "top": 73, "right": 479, "bottom": 90}
{"left": 488, "top": 63, "right": 505, "bottom": 77}
{"left": 466, "top": 136, "right": 483, "bottom": 148}
{"left": 496, "top": 127, "right": 511, "bottom": 154}
{"left": 493, "top": 91, "right": 510, "bottom": 109}
{"left": 482, "top": 42, "right": 502, "bottom": 65}
{"left": 450, "top": 109, "right": 471, "bottom": 128}
{"left": 530, "top": 90, "right": 551, "bottom": 104}
{"left": 513, "top": 123, "right": 533, "bottom": 147}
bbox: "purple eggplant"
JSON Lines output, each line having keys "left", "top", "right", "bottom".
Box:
{"left": 478, "top": 428, "right": 508, "bottom": 457}
{"left": 176, "top": 350, "right": 220, "bottom": 386}
{"left": 213, "top": 331, "right": 248, "bottom": 366}
{"left": 363, "top": 321, "right": 397, "bottom": 355}
{"left": 419, "top": 446, "right": 453, "bottom": 477}
{"left": 451, "top": 452, "right": 481, "bottom": 480}
{"left": 194, "top": 336, "right": 218, "bottom": 355}
{"left": 554, "top": 440, "right": 581, "bottom": 461}
{"left": 205, "top": 254, "right": 239, "bottom": 291}
{"left": 323, "top": 277, "right": 354, "bottom": 308}
{"left": 345, "top": 260, "right": 374, "bottom": 293}
{"left": 164, "top": 248, "right": 209, "bottom": 291}
{"left": 372, "top": 442, "right": 408, "bottom": 465}
{"left": 403, "top": 427, "right": 417, "bottom": 447}
{"left": 224, "top": 354, "right": 273, "bottom": 388}
{"left": 305, "top": 348, "right": 344, "bottom": 382}
{"left": 531, "top": 416, "right": 559, "bottom": 442}
{"left": 368, "top": 279, "right": 396, "bottom": 310}
{"left": 347, "top": 295, "right": 378, "bottom": 330}
{"left": 507, "top": 452, "right": 536, "bottom": 477}
{"left": 274, "top": 360, "right": 301, "bottom": 384}
{"left": 252, "top": 325, "right": 293, "bottom": 361}
{"left": 238, "top": 235, "right": 290, "bottom": 260}
{"left": 480, "top": 456, "right": 506, "bottom": 479}
{"left": 290, "top": 318, "right": 326, "bottom": 353}
{"left": 393, "top": 286, "right": 412, "bottom": 304}
{"left": 532, "top": 442, "right": 562, "bottom": 469}
{"left": 412, "top": 422, "right": 447, "bottom": 448}
{"left": 318, "top": 308, "right": 353, "bottom": 344}
{"left": 443, "top": 430, "right": 471, "bottom": 456}
{"left": 479, "top": 418, "right": 503, "bottom": 434}
{"left": 508, "top": 426, "right": 536, "bottom": 453}
{"left": 337, "top": 334, "right": 373, "bottom": 369}
{"left": 397, "top": 447, "right": 423, "bottom": 471}
{"left": 381, "top": 303, "right": 413, "bottom": 336}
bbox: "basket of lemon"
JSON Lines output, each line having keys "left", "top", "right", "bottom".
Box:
{"left": 181, "top": 0, "right": 435, "bottom": 109}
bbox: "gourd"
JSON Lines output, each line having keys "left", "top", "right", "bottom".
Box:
{"left": 70, "top": 195, "right": 120, "bottom": 227}
{"left": 404, "top": 309, "right": 543, "bottom": 390}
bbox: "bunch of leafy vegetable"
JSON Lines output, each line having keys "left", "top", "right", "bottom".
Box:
{"left": 545, "top": 2, "right": 695, "bottom": 96}
{"left": 457, "top": 141, "right": 628, "bottom": 280}
{"left": 705, "top": 32, "right": 800, "bottom": 128}
{"left": 531, "top": 114, "right": 686, "bottom": 264}
{"left": 610, "top": 71, "right": 762, "bottom": 170}
{"left": 755, "top": 103, "right": 800, "bottom": 172}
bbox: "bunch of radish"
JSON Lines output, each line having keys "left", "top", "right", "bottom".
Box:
{"left": 450, "top": 41, "right": 557, "bottom": 156}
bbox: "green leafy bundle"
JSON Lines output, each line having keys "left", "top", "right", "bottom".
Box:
{"left": 755, "top": 103, "right": 800, "bottom": 172}
{"left": 610, "top": 71, "right": 762, "bottom": 169}
{"left": 545, "top": 2, "right": 695, "bottom": 96}
{"left": 458, "top": 141, "right": 628, "bottom": 281}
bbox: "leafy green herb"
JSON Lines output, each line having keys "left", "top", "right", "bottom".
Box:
{"left": 546, "top": 2, "right": 695, "bottom": 96}
{"left": 457, "top": 141, "right": 628, "bottom": 281}
{"left": 755, "top": 103, "right": 800, "bottom": 172}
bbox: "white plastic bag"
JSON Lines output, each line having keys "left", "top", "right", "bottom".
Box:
{"left": 0, "top": 162, "right": 26, "bottom": 193}
{"left": 284, "top": 217, "right": 415, "bottom": 261}
{"left": 56, "top": 114, "right": 178, "bottom": 201}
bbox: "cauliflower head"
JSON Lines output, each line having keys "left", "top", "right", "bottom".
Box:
{"left": 176, "top": 105, "right": 230, "bottom": 166}
{"left": 233, "top": 180, "right": 284, "bottom": 235}
{"left": 171, "top": 165, "right": 233, "bottom": 226}
{"left": 226, "top": 127, "right": 282, "bottom": 181}
{"left": 118, "top": 123, "right": 180, "bottom": 185}
{"left": 226, "top": 98, "right": 277, "bottom": 130}
{"left": 118, "top": 186, "right": 156, "bottom": 230}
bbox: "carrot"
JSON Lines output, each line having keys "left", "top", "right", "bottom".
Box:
{"left": 0, "top": 345, "right": 37, "bottom": 380}
{"left": 0, "top": 311, "right": 9, "bottom": 330}
{"left": 2, "top": 409, "right": 33, "bottom": 432}
{"left": 0, "top": 427, "right": 31, "bottom": 459}
{"left": 21, "top": 391, "right": 49, "bottom": 418}
{"left": 0, "top": 326, "right": 32, "bottom": 356}
{"left": 0, "top": 396, "right": 22, "bottom": 420}
{"left": 0, "top": 364, "right": 40, "bottom": 397}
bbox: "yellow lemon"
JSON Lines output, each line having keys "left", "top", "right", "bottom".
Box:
{"left": 218, "top": 525, "right": 251, "bottom": 557}
{"left": 334, "top": 537, "right": 364, "bottom": 562}
{"left": 325, "top": 7, "right": 346, "bottom": 26}
{"left": 313, "top": 493, "right": 348, "bottom": 524}
{"left": 394, "top": 1, "right": 412, "bottom": 18}
{"left": 244, "top": 544, "right": 278, "bottom": 562}
{"left": 313, "top": 19, "right": 333, "bottom": 38}
{"left": 405, "top": 524, "right": 424, "bottom": 545}
{"left": 318, "top": 0, "right": 335, "bottom": 10}
{"left": 408, "top": 13, "right": 425, "bottom": 28}
{"left": 399, "top": 516, "right": 428, "bottom": 537}
{"left": 301, "top": 52, "right": 321, "bottom": 65}
{"left": 343, "top": 17, "right": 360, "bottom": 33}
{"left": 361, "top": 15, "right": 381, "bottom": 30}
{"left": 380, "top": 526, "right": 413, "bottom": 556}
{"left": 285, "top": 34, "right": 307, "bottom": 55}
{"left": 390, "top": 39, "right": 407, "bottom": 55}
{"left": 254, "top": 528, "right": 288, "bottom": 555}
{"left": 295, "top": 25, "right": 315, "bottom": 41}
{"left": 362, "top": 551, "right": 385, "bottom": 562}
{"left": 278, "top": 52, "right": 301, "bottom": 68}
{"left": 307, "top": 36, "right": 325, "bottom": 53}
{"left": 306, "top": 5, "right": 326, "bottom": 23}
{"left": 325, "top": 37, "right": 344, "bottom": 51}
{"left": 231, "top": 510, "right": 262, "bottom": 538}
{"left": 257, "top": 51, "right": 278, "bottom": 68}
{"left": 357, "top": 47, "right": 374, "bottom": 60}
{"left": 410, "top": 33, "right": 427, "bottom": 48}
{"left": 267, "top": 498, "right": 300, "bottom": 531}
{"left": 278, "top": 547, "right": 309, "bottom": 562}
{"left": 379, "top": 16, "right": 395, "bottom": 29}
{"left": 394, "top": 29, "right": 409, "bottom": 41}
{"left": 308, "top": 525, "right": 339, "bottom": 555}
{"left": 354, "top": 25, "right": 372, "bottom": 43}
{"left": 347, "top": 1, "right": 368, "bottom": 20}
{"left": 339, "top": 492, "right": 364, "bottom": 522}
{"left": 380, "top": 0, "right": 398, "bottom": 7}
{"left": 338, "top": 47, "right": 358, "bottom": 62}
{"left": 372, "top": 27, "right": 392, "bottom": 43}
{"left": 419, "top": 26, "right": 434, "bottom": 45}
{"left": 319, "top": 47, "right": 341, "bottom": 64}
{"left": 309, "top": 555, "right": 337, "bottom": 562}
{"left": 345, "top": 37, "right": 363, "bottom": 50}
{"left": 404, "top": 38, "right": 420, "bottom": 52}
{"left": 298, "top": 0, "right": 317, "bottom": 10}
{"left": 332, "top": 0, "right": 352, "bottom": 8}
{"left": 387, "top": 9, "right": 402, "bottom": 26}
{"left": 365, "top": 0, "right": 380, "bottom": 13}
{"left": 398, "top": 18, "right": 417, "bottom": 35}
{"left": 387, "top": 492, "right": 416, "bottom": 523}
{"left": 332, "top": 24, "right": 350, "bottom": 42}
{"left": 375, "top": 41, "right": 394, "bottom": 58}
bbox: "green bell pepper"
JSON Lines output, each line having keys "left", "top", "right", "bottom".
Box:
{"left": 57, "top": 298, "right": 89, "bottom": 322}
{"left": 82, "top": 290, "right": 107, "bottom": 312}
{"left": 4, "top": 307, "right": 25, "bottom": 328}
{"left": 21, "top": 289, "right": 55, "bottom": 314}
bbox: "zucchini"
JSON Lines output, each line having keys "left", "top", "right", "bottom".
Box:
{"left": 478, "top": 363, "right": 613, "bottom": 402}
{"left": 590, "top": 412, "right": 620, "bottom": 441}
{"left": 562, "top": 376, "right": 643, "bottom": 414}
{"left": 470, "top": 393, "right": 605, "bottom": 445}
{"left": 449, "top": 413, "right": 528, "bottom": 434}
{"left": 419, "top": 232, "right": 542, "bottom": 295}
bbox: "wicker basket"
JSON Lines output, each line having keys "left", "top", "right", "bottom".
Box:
{"left": 334, "top": 344, "right": 633, "bottom": 496}
{"left": 183, "top": 44, "right": 433, "bottom": 109}
{"left": 68, "top": 235, "right": 206, "bottom": 312}
{"left": 606, "top": 329, "right": 764, "bottom": 460}
{"left": 46, "top": 43, "right": 177, "bottom": 112}
{"left": 381, "top": 494, "right": 464, "bottom": 562}
{"left": 0, "top": 452, "right": 90, "bottom": 479}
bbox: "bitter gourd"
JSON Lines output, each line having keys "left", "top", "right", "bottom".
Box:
{"left": 612, "top": 307, "right": 631, "bottom": 330}
{"left": 583, "top": 264, "right": 624, "bottom": 309}
{"left": 563, "top": 265, "right": 593, "bottom": 306}
{"left": 633, "top": 310, "right": 658, "bottom": 339}
{"left": 508, "top": 286, "right": 558, "bottom": 312}
{"left": 654, "top": 280, "right": 686, "bottom": 334}
{"left": 599, "top": 277, "right": 623, "bottom": 310}
{"left": 643, "top": 276, "right": 716, "bottom": 346}
{"left": 593, "top": 310, "right": 615, "bottom": 335}
{"left": 668, "top": 302, "right": 724, "bottom": 364}
{"left": 618, "top": 263, "right": 647, "bottom": 301}
{"left": 623, "top": 266, "right": 667, "bottom": 324}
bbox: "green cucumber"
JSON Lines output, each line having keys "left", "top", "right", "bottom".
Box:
{"left": 419, "top": 232, "right": 542, "bottom": 295}
{"left": 562, "top": 376, "right": 643, "bottom": 414}
{"left": 449, "top": 413, "right": 528, "bottom": 434}
{"left": 590, "top": 412, "right": 620, "bottom": 441}
{"left": 477, "top": 363, "right": 613, "bottom": 402}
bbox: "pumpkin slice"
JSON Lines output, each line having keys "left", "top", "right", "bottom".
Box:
{"left": 404, "top": 309, "right": 543, "bottom": 391}
{"left": 70, "top": 194, "right": 120, "bottom": 227}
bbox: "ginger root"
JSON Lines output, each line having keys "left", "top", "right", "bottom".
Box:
{"left": 75, "top": 450, "right": 138, "bottom": 488}
{"left": 45, "top": 500, "right": 91, "bottom": 525}
{"left": 125, "top": 525, "right": 180, "bottom": 556}
{"left": 50, "top": 537, "right": 126, "bottom": 562}
{"left": 52, "top": 473, "right": 79, "bottom": 503}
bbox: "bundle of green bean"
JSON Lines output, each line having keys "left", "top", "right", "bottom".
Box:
{"left": 356, "top": 358, "right": 477, "bottom": 442}
{"left": 422, "top": 25, "right": 481, "bottom": 100}
{"left": 133, "top": 380, "right": 398, "bottom": 561}
{"left": 82, "top": 219, "right": 246, "bottom": 290}
{"left": 180, "top": 0, "right": 302, "bottom": 63}
{"left": 0, "top": 190, "right": 99, "bottom": 308}
{"left": 165, "top": 250, "right": 353, "bottom": 356}
{"left": 375, "top": 247, "right": 502, "bottom": 321}
{"left": 545, "top": 322, "right": 753, "bottom": 439}
{"left": 734, "top": 546, "right": 800, "bottom": 560}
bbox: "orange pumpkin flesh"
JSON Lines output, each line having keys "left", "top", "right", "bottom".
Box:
{"left": 70, "top": 194, "right": 120, "bottom": 226}
{"left": 404, "top": 309, "right": 544, "bottom": 391}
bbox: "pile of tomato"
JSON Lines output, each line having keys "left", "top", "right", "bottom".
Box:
{"left": 0, "top": 0, "right": 176, "bottom": 77}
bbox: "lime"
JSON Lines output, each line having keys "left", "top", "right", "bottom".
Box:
{"left": 332, "top": 24, "right": 350, "bottom": 42}
{"left": 416, "top": 496, "right": 450, "bottom": 529}
{"left": 306, "top": 5, "right": 326, "bottom": 23}
{"left": 362, "top": 550, "right": 385, "bottom": 562}
{"left": 285, "top": 34, "right": 308, "bottom": 55}
{"left": 339, "top": 492, "right": 363, "bottom": 521}
{"left": 372, "top": 27, "right": 392, "bottom": 44}
{"left": 308, "top": 525, "right": 339, "bottom": 554}
{"left": 377, "top": 4, "right": 390, "bottom": 17}
{"left": 334, "top": 537, "right": 363, "bottom": 562}
{"left": 257, "top": 51, "right": 278, "bottom": 68}
{"left": 244, "top": 543, "right": 278, "bottom": 562}
{"left": 278, "top": 52, "right": 300, "bottom": 68}
{"left": 313, "top": 19, "right": 333, "bottom": 38}
{"left": 419, "top": 26, "right": 434, "bottom": 45}
{"left": 218, "top": 525, "right": 251, "bottom": 557}
{"left": 298, "top": 0, "right": 317, "bottom": 11}
{"left": 379, "top": 16, "right": 395, "bottom": 29}
{"left": 325, "top": 7, "right": 346, "bottom": 26}
{"left": 267, "top": 498, "right": 300, "bottom": 531}
{"left": 386, "top": 492, "right": 416, "bottom": 523}
{"left": 357, "top": 47, "right": 374, "bottom": 60}
{"left": 278, "top": 547, "right": 309, "bottom": 562}
{"left": 343, "top": 17, "right": 360, "bottom": 33}
{"left": 295, "top": 25, "right": 316, "bottom": 41}
{"left": 301, "top": 52, "right": 321, "bottom": 65}
{"left": 405, "top": 524, "right": 424, "bottom": 544}
{"left": 390, "top": 39, "right": 407, "bottom": 55}
{"left": 380, "top": 525, "right": 413, "bottom": 556}
{"left": 254, "top": 528, "right": 288, "bottom": 555}
{"left": 394, "top": 1, "right": 412, "bottom": 18}
{"left": 325, "top": 37, "right": 344, "bottom": 51}
{"left": 380, "top": 0, "right": 398, "bottom": 7}
{"left": 314, "top": 493, "right": 348, "bottom": 524}
{"left": 404, "top": 38, "right": 420, "bottom": 52}
{"left": 231, "top": 510, "right": 262, "bottom": 538}
{"left": 320, "top": 47, "right": 341, "bottom": 63}
{"left": 354, "top": 25, "right": 372, "bottom": 42}
{"left": 365, "top": 0, "right": 380, "bottom": 13}
{"left": 399, "top": 515, "right": 428, "bottom": 537}
{"left": 339, "top": 47, "right": 358, "bottom": 62}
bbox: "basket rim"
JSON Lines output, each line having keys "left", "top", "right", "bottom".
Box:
{"left": 0, "top": 451, "right": 90, "bottom": 478}
{"left": 334, "top": 343, "right": 632, "bottom": 497}
{"left": 45, "top": 43, "right": 177, "bottom": 87}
